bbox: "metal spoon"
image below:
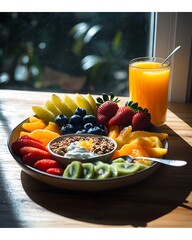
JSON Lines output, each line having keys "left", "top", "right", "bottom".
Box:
{"left": 161, "top": 45, "right": 181, "bottom": 66}
{"left": 119, "top": 155, "right": 187, "bottom": 167}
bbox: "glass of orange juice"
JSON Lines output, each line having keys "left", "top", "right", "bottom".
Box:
{"left": 129, "top": 57, "right": 170, "bottom": 126}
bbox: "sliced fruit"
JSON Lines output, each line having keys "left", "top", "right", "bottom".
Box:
{"left": 29, "top": 116, "right": 42, "bottom": 123}
{"left": 19, "top": 146, "right": 52, "bottom": 159}
{"left": 85, "top": 93, "right": 97, "bottom": 115}
{"left": 51, "top": 94, "right": 73, "bottom": 118}
{"left": 45, "top": 100, "right": 62, "bottom": 116}
{"left": 82, "top": 163, "right": 95, "bottom": 179}
{"left": 22, "top": 120, "right": 47, "bottom": 132}
{"left": 108, "top": 125, "right": 120, "bottom": 139}
{"left": 32, "top": 105, "right": 55, "bottom": 122}
{"left": 44, "top": 121, "right": 61, "bottom": 134}
{"left": 114, "top": 162, "right": 140, "bottom": 175}
{"left": 73, "top": 93, "right": 94, "bottom": 115}
{"left": 34, "top": 159, "right": 62, "bottom": 172}
{"left": 46, "top": 168, "right": 64, "bottom": 176}
{"left": 63, "top": 95, "right": 78, "bottom": 113}
{"left": 63, "top": 161, "right": 83, "bottom": 179}
{"left": 110, "top": 165, "right": 118, "bottom": 177}
{"left": 142, "top": 146, "right": 168, "bottom": 158}
{"left": 94, "top": 163, "right": 111, "bottom": 179}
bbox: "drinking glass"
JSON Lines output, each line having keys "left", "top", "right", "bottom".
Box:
{"left": 129, "top": 57, "right": 170, "bottom": 126}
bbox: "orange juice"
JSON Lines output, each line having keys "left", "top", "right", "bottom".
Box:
{"left": 129, "top": 57, "right": 170, "bottom": 126}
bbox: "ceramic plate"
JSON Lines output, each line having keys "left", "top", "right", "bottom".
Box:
{"left": 8, "top": 118, "right": 168, "bottom": 191}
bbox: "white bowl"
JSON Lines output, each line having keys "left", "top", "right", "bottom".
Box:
{"left": 47, "top": 134, "right": 117, "bottom": 166}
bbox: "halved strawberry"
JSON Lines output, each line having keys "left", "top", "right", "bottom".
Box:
{"left": 22, "top": 152, "right": 48, "bottom": 166}
{"left": 20, "top": 135, "right": 42, "bottom": 143}
{"left": 19, "top": 146, "right": 52, "bottom": 159}
{"left": 11, "top": 137, "right": 47, "bottom": 156}
{"left": 46, "top": 168, "right": 64, "bottom": 176}
{"left": 34, "top": 159, "right": 62, "bottom": 172}
{"left": 108, "top": 106, "right": 135, "bottom": 126}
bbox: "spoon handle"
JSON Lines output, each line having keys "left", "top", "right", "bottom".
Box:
{"left": 134, "top": 157, "right": 187, "bottom": 167}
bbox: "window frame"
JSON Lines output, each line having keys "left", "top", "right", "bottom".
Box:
{"left": 155, "top": 12, "right": 192, "bottom": 103}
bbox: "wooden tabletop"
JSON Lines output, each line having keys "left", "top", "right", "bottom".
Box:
{"left": 1, "top": 89, "right": 192, "bottom": 228}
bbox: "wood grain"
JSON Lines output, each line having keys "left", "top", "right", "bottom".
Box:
{"left": 0, "top": 90, "right": 192, "bottom": 228}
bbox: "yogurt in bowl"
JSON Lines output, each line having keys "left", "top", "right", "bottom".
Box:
{"left": 48, "top": 134, "right": 117, "bottom": 166}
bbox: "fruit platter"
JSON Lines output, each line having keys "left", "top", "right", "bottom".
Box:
{"left": 8, "top": 92, "right": 168, "bottom": 191}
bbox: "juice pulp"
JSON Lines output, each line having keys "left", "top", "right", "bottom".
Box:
{"left": 129, "top": 61, "right": 170, "bottom": 126}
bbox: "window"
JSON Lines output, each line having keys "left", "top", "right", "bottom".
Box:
{"left": 0, "top": 12, "right": 152, "bottom": 96}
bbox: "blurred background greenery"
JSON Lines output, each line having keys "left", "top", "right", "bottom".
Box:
{"left": 0, "top": 12, "right": 151, "bottom": 95}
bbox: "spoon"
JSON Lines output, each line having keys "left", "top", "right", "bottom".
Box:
{"left": 119, "top": 155, "right": 187, "bottom": 167}
{"left": 161, "top": 45, "right": 181, "bottom": 66}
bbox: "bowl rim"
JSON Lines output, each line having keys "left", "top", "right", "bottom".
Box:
{"left": 47, "top": 133, "right": 118, "bottom": 161}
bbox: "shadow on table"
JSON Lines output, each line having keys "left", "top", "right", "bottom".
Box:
{"left": 21, "top": 125, "right": 192, "bottom": 227}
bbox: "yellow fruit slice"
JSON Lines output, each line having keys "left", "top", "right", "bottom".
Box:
{"left": 73, "top": 93, "right": 94, "bottom": 115}
{"left": 85, "top": 93, "right": 97, "bottom": 115}
{"left": 29, "top": 129, "right": 60, "bottom": 141}
{"left": 45, "top": 100, "right": 62, "bottom": 117}
{"left": 117, "top": 125, "right": 132, "bottom": 140}
{"left": 124, "top": 131, "right": 168, "bottom": 142}
{"left": 51, "top": 94, "right": 73, "bottom": 118}
{"left": 44, "top": 121, "right": 61, "bottom": 134}
{"left": 32, "top": 106, "right": 55, "bottom": 122}
{"left": 29, "top": 116, "right": 41, "bottom": 123}
{"left": 22, "top": 121, "right": 47, "bottom": 132}
{"left": 63, "top": 95, "right": 78, "bottom": 113}
{"left": 142, "top": 146, "right": 168, "bottom": 158}
{"left": 108, "top": 125, "right": 120, "bottom": 139}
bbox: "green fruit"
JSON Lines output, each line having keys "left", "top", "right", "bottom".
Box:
{"left": 45, "top": 100, "right": 62, "bottom": 116}
{"left": 32, "top": 105, "right": 55, "bottom": 122}
{"left": 112, "top": 158, "right": 126, "bottom": 164}
{"left": 63, "top": 95, "right": 78, "bottom": 113}
{"left": 110, "top": 164, "right": 118, "bottom": 177}
{"left": 73, "top": 93, "right": 94, "bottom": 115}
{"left": 137, "top": 162, "right": 149, "bottom": 171}
{"left": 51, "top": 94, "right": 73, "bottom": 118}
{"left": 94, "top": 163, "right": 111, "bottom": 179}
{"left": 63, "top": 161, "right": 83, "bottom": 179}
{"left": 82, "top": 163, "right": 95, "bottom": 179}
{"left": 93, "top": 161, "right": 104, "bottom": 167}
{"left": 114, "top": 162, "right": 140, "bottom": 176}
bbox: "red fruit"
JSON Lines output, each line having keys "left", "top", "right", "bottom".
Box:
{"left": 20, "top": 135, "right": 42, "bottom": 143}
{"left": 132, "top": 111, "right": 151, "bottom": 131}
{"left": 46, "top": 168, "right": 64, "bottom": 176}
{"left": 22, "top": 152, "right": 47, "bottom": 166}
{"left": 96, "top": 101, "right": 119, "bottom": 125}
{"left": 34, "top": 159, "right": 62, "bottom": 172}
{"left": 19, "top": 146, "right": 52, "bottom": 159}
{"left": 11, "top": 137, "right": 47, "bottom": 156}
{"left": 108, "top": 106, "right": 135, "bottom": 126}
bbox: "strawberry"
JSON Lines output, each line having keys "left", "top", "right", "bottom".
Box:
{"left": 131, "top": 110, "right": 151, "bottom": 131}
{"left": 34, "top": 159, "right": 62, "bottom": 172}
{"left": 46, "top": 168, "right": 64, "bottom": 176}
{"left": 108, "top": 106, "right": 135, "bottom": 126}
{"left": 11, "top": 137, "right": 47, "bottom": 156}
{"left": 96, "top": 100, "right": 119, "bottom": 125}
{"left": 19, "top": 146, "right": 52, "bottom": 159}
{"left": 22, "top": 152, "right": 48, "bottom": 166}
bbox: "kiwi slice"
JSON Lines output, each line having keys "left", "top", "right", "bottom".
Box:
{"left": 112, "top": 158, "right": 126, "bottom": 164}
{"left": 94, "top": 163, "right": 111, "bottom": 179}
{"left": 110, "top": 164, "right": 118, "bottom": 178}
{"left": 82, "top": 163, "right": 95, "bottom": 179}
{"left": 63, "top": 161, "right": 83, "bottom": 179}
{"left": 137, "top": 162, "right": 149, "bottom": 171}
{"left": 115, "top": 162, "right": 140, "bottom": 176}
{"left": 93, "top": 161, "right": 104, "bottom": 167}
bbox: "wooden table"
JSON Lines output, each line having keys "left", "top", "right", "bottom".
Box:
{"left": 0, "top": 90, "right": 192, "bottom": 229}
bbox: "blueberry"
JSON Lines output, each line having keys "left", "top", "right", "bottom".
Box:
{"left": 96, "top": 123, "right": 105, "bottom": 130}
{"left": 69, "top": 114, "right": 82, "bottom": 125}
{"left": 74, "top": 108, "right": 86, "bottom": 118}
{"left": 76, "top": 129, "right": 87, "bottom": 134}
{"left": 82, "top": 115, "right": 96, "bottom": 125}
{"left": 61, "top": 124, "right": 76, "bottom": 134}
{"left": 87, "top": 126, "right": 104, "bottom": 135}
{"left": 84, "top": 122, "right": 94, "bottom": 130}
{"left": 55, "top": 115, "right": 68, "bottom": 127}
